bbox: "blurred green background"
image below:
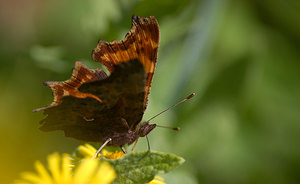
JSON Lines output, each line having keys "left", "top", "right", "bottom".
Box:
{"left": 1, "top": 0, "right": 300, "bottom": 183}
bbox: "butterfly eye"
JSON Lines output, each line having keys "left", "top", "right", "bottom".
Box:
{"left": 139, "top": 123, "right": 156, "bottom": 137}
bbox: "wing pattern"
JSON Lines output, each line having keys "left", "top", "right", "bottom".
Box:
{"left": 36, "top": 60, "right": 145, "bottom": 143}
{"left": 34, "top": 16, "right": 160, "bottom": 144}
{"left": 92, "top": 15, "right": 160, "bottom": 111}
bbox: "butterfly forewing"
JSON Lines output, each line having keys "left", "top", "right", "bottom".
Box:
{"left": 92, "top": 15, "right": 159, "bottom": 111}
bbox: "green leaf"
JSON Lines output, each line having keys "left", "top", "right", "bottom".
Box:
{"left": 106, "top": 151, "right": 185, "bottom": 184}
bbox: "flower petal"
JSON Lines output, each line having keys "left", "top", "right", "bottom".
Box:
{"left": 48, "top": 152, "right": 61, "bottom": 183}
{"left": 61, "top": 153, "right": 72, "bottom": 183}
{"left": 78, "top": 144, "right": 97, "bottom": 158}
{"left": 34, "top": 160, "right": 52, "bottom": 184}
{"left": 19, "top": 172, "right": 43, "bottom": 183}
{"left": 72, "top": 159, "right": 98, "bottom": 184}
{"left": 92, "top": 162, "right": 116, "bottom": 184}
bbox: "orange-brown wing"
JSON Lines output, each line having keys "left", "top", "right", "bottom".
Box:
{"left": 92, "top": 15, "right": 160, "bottom": 111}
{"left": 33, "top": 61, "right": 106, "bottom": 112}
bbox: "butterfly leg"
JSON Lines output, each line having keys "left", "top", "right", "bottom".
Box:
{"left": 120, "top": 146, "right": 127, "bottom": 154}
{"left": 146, "top": 135, "right": 151, "bottom": 151}
{"left": 131, "top": 137, "right": 140, "bottom": 152}
{"left": 92, "top": 138, "right": 112, "bottom": 159}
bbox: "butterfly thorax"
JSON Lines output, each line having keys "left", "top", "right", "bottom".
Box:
{"left": 108, "top": 130, "right": 140, "bottom": 147}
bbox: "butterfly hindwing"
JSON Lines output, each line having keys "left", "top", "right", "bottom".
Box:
{"left": 40, "top": 96, "right": 128, "bottom": 142}
{"left": 37, "top": 59, "right": 146, "bottom": 142}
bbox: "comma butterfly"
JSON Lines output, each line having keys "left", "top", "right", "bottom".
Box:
{"left": 34, "top": 15, "right": 160, "bottom": 152}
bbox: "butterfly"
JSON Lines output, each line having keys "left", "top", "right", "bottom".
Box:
{"left": 33, "top": 15, "right": 160, "bottom": 152}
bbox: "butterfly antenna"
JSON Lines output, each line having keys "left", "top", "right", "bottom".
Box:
{"left": 156, "top": 125, "right": 181, "bottom": 131}
{"left": 146, "top": 93, "right": 195, "bottom": 124}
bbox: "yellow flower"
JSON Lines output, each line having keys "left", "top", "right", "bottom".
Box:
{"left": 77, "top": 144, "right": 164, "bottom": 184}
{"left": 77, "top": 144, "right": 98, "bottom": 158}
{"left": 14, "top": 152, "right": 116, "bottom": 184}
{"left": 77, "top": 144, "right": 124, "bottom": 159}
{"left": 148, "top": 176, "right": 166, "bottom": 184}
{"left": 99, "top": 150, "right": 124, "bottom": 159}
{"left": 15, "top": 145, "right": 165, "bottom": 184}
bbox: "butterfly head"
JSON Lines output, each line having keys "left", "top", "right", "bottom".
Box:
{"left": 138, "top": 122, "right": 156, "bottom": 137}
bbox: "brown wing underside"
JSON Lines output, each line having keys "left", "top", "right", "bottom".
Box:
{"left": 33, "top": 15, "right": 159, "bottom": 143}
{"left": 36, "top": 59, "right": 146, "bottom": 142}
{"left": 92, "top": 15, "right": 160, "bottom": 111}
{"left": 39, "top": 96, "right": 129, "bottom": 142}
